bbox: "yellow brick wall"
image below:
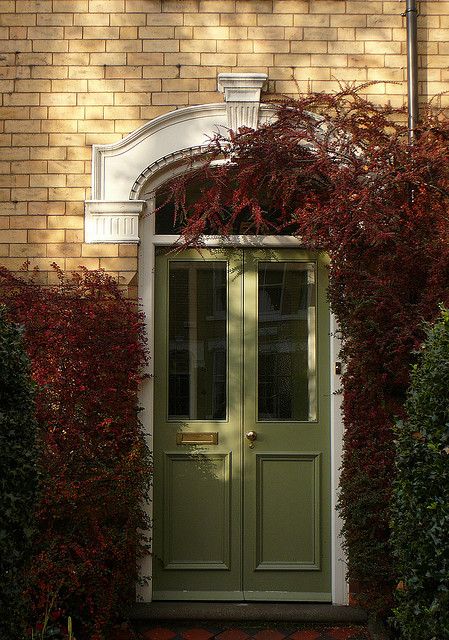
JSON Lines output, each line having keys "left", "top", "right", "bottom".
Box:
{"left": 0, "top": 0, "right": 447, "bottom": 283}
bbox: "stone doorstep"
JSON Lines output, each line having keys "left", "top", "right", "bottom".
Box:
{"left": 130, "top": 603, "right": 368, "bottom": 623}
{"left": 132, "top": 626, "right": 371, "bottom": 640}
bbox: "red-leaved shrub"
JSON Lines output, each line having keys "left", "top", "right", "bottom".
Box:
{"left": 0, "top": 265, "right": 151, "bottom": 640}
{"left": 165, "top": 88, "right": 449, "bottom": 614}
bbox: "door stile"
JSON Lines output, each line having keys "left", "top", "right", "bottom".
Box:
{"left": 241, "top": 249, "right": 258, "bottom": 595}
{"left": 227, "top": 249, "right": 245, "bottom": 595}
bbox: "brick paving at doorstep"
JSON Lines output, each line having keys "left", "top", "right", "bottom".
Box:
{"left": 111, "top": 622, "right": 371, "bottom": 640}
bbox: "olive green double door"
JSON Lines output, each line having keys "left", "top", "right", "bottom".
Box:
{"left": 153, "top": 248, "right": 331, "bottom": 601}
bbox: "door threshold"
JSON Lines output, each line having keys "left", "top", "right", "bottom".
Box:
{"left": 130, "top": 602, "right": 367, "bottom": 623}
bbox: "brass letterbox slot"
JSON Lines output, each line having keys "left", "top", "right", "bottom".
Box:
{"left": 176, "top": 432, "right": 219, "bottom": 445}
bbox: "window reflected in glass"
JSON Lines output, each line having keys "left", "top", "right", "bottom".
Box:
{"left": 168, "top": 262, "right": 227, "bottom": 421}
{"left": 258, "top": 262, "right": 316, "bottom": 422}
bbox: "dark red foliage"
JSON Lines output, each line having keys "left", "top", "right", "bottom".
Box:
{"left": 165, "top": 88, "right": 449, "bottom": 612}
{"left": 0, "top": 265, "right": 151, "bottom": 640}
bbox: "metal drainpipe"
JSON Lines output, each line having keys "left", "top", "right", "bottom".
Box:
{"left": 405, "top": 0, "right": 419, "bottom": 141}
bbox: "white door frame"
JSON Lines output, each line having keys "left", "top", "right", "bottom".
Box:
{"left": 137, "top": 219, "right": 347, "bottom": 605}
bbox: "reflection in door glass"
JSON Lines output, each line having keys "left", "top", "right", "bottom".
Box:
{"left": 258, "top": 262, "right": 316, "bottom": 421}
{"left": 168, "top": 262, "right": 227, "bottom": 420}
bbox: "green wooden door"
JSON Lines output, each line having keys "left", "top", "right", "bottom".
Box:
{"left": 153, "top": 248, "right": 331, "bottom": 601}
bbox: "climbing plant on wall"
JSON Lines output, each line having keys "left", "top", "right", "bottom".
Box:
{"left": 165, "top": 88, "right": 449, "bottom": 614}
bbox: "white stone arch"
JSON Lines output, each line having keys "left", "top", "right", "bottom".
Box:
{"left": 84, "top": 74, "right": 347, "bottom": 606}
{"left": 85, "top": 73, "right": 269, "bottom": 243}
{"left": 85, "top": 104, "right": 226, "bottom": 243}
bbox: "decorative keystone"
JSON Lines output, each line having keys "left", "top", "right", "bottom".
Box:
{"left": 84, "top": 200, "right": 145, "bottom": 243}
{"left": 218, "top": 72, "right": 267, "bottom": 131}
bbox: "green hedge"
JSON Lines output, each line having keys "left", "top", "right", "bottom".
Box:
{"left": 0, "top": 307, "right": 38, "bottom": 640}
{"left": 392, "top": 308, "right": 449, "bottom": 639}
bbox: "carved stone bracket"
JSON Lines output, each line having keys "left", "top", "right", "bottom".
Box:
{"left": 84, "top": 200, "right": 145, "bottom": 243}
{"left": 218, "top": 72, "right": 267, "bottom": 131}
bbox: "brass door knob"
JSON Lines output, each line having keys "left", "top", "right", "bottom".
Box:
{"left": 245, "top": 430, "right": 257, "bottom": 448}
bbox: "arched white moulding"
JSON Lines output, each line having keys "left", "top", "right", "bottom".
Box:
{"left": 84, "top": 73, "right": 268, "bottom": 243}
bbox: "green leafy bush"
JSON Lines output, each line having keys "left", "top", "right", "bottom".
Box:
{"left": 0, "top": 306, "right": 38, "bottom": 640}
{"left": 392, "top": 308, "right": 449, "bottom": 639}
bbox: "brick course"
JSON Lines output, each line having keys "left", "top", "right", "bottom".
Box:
{"left": 0, "top": 1, "right": 446, "bottom": 283}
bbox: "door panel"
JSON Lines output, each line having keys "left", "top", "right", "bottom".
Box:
{"left": 255, "top": 453, "right": 321, "bottom": 571}
{"left": 153, "top": 248, "right": 330, "bottom": 601}
{"left": 163, "top": 452, "right": 231, "bottom": 570}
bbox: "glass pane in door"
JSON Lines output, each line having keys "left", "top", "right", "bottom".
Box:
{"left": 258, "top": 262, "right": 316, "bottom": 421}
{"left": 168, "top": 261, "right": 227, "bottom": 420}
